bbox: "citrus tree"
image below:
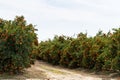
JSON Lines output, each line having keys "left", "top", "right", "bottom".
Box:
{"left": 38, "top": 28, "right": 120, "bottom": 72}
{"left": 0, "top": 16, "right": 38, "bottom": 74}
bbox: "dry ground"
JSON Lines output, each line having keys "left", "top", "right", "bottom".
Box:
{"left": 0, "top": 60, "right": 120, "bottom": 80}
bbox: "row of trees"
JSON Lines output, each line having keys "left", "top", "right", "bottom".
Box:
{"left": 0, "top": 16, "right": 38, "bottom": 74}
{"left": 0, "top": 16, "right": 119, "bottom": 74}
{"left": 38, "top": 28, "right": 120, "bottom": 71}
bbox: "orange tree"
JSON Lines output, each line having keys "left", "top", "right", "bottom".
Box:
{"left": 38, "top": 28, "right": 120, "bottom": 72}
{"left": 0, "top": 16, "right": 38, "bottom": 73}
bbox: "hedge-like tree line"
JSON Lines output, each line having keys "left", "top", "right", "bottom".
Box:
{"left": 0, "top": 16, "right": 119, "bottom": 74}
{"left": 38, "top": 28, "right": 120, "bottom": 72}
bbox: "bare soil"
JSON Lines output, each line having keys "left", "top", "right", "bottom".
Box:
{"left": 0, "top": 60, "right": 120, "bottom": 80}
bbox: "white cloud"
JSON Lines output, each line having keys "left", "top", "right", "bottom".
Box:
{"left": 37, "top": 0, "right": 120, "bottom": 23}
{"left": 0, "top": 0, "right": 120, "bottom": 41}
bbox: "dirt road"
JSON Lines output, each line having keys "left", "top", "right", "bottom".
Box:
{"left": 0, "top": 60, "right": 119, "bottom": 80}
{"left": 32, "top": 60, "right": 120, "bottom": 80}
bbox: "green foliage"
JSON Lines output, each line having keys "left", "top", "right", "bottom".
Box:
{"left": 0, "top": 16, "right": 38, "bottom": 74}
{"left": 38, "top": 28, "right": 120, "bottom": 72}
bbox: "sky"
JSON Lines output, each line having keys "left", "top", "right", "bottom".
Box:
{"left": 0, "top": 0, "right": 120, "bottom": 41}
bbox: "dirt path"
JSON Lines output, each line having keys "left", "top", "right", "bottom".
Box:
{"left": 33, "top": 60, "right": 120, "bottom": 80}
{"left": 0, "top": 60, "right": 119, "bottom": 80}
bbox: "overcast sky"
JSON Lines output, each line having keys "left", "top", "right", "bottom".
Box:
{"left": 0, "top": 0, "right": 120, "bottom": 41}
